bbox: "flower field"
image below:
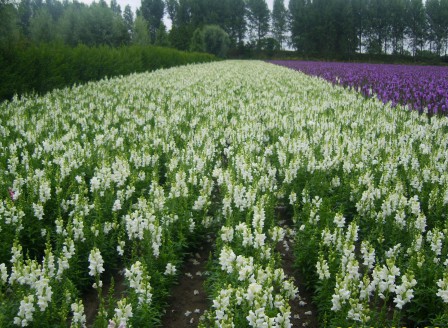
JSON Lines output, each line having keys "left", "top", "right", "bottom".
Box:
{"left": 1, "top": 60, "right": 448, "bottom": 327}
{"left": 271, "top": 60, "right": 448, "bottom": 115}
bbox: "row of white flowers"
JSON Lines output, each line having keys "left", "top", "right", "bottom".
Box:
{"left": 200, "top": 200, "right": 298, "bottom": 327}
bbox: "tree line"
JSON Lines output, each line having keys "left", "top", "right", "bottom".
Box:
{"left": 1, "top": 0, "right": 448, "bottom": 58}
{"left": 290, "top": 0, "right": 448, "bottom": 58}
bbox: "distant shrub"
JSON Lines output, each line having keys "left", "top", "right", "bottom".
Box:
{"left": 190, "top": 25, "right": 230, "bottom": 58}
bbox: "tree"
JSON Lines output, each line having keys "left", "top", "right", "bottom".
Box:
{"left": 57, "top": 3, "right": 90, "bottom": 46}
{"left": 86, "top": 3, "right": 128, "bottom": 46}
{"left": 203, "top": 24, "right": 230, "bottom": 57}
{"left": 406, "top": 0, "right": 427, "bottom": 56}
{"left": 352, "top": 0, "right": 367, "bottom": 52}
{"left": 288, "top": 0, "right": 309, "bottom": 52}
{"left": 140, "top": 0, "right": 165, "bottom": 43}
{"left": 442, "top": 0, "right": 448, "bottom": 55}
{"left": 272, "top": 0, "right": 287, "bottom": 49}
{"left": 18, "top": 0, "right": 33, "bottom": 37}
{"left": 46, "top": 0, "right": 64, "bottom": 21}
{"left": 426, "top": 0, "right": 446, "bottom": 54}
{"left": 123, "top": 5, "right": 134, "bottom": 38}
{"left": 30, "top": 8, "right": 56, "bottom": 43}
{"left": 246, "top": 0, "right": 270, "bottom": 48}
{"left": 190, "top": 26, "right": 204, "bottom": 51}
{"left": 190, "top": 24, "right": 230, "bottom": 57}
{"left": 329, "top": 0, "right": 357, "bottom": 56}
{"left": 155, "top": 21, "right": 170, "bottom": 46}
{"left": 133, "top": 14, "right": 151, "bottom": 45}
{"left": 365, "top": 0, "right": 391, "bottom": 54}
{"left": 390, "top": 0, "right": 406, "bottom": 54}
{"left": 0, "top": 0, "right": 19, "bottom": 48}
{"left": 225, "top": 0, "right": 246, "bottom": 46}
{"left": 165, "top": 0, "right": 178, "bottom": 26}
{"left": 110, "top": 0, "right": 121, "bottom": 15}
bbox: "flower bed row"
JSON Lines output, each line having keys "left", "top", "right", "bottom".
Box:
{"left": 2, "top": 60, "right": 448, "bottom": 327}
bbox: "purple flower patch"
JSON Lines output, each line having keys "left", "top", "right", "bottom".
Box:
{"left": 270, "top": 60, "right": 448, "bottom": 115}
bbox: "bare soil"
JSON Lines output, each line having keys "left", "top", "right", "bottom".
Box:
{"left": 160, "top": 237, "right": 214, "bottom": 327}
{"left": 276, "top": 206, "right": 319, "bottom": 328}
{"left": 278, "top": 233, "right": 319, "bottom": 328}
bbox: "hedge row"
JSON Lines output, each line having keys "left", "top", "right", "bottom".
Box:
{"left": 0, "top": 44, "right": 217, "bottom": 101}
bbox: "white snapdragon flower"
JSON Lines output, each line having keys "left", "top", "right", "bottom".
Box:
{"left": 125, "top": 261, "right": 153, "bottom": 305}
{"left": 14, "top": 295, "right": 35, "bottom": 327}
{"left": 219, "top": 247, "right": 236, "bottom": 274}
{"left": 333, "top": 213, "right": 345, "bottom": 228}
{"left": 347, "top": 299, "right": 370, "bottom": 323}
{"left": 90, "top": 177, "right": 101, "bottom": 193}
{"left": 35, "top": 276, "right": 53, "bottom": 311}
{"left": 73, "top": 215, "right": 85, "bottom": 242}
{"left": 289, "top": 192, "right": 297, "bottom": 205}
{"left": 253, "top": 233, "right": 266, "bottom": 249}
{"left": 112, "top": 298, "right": 133, "bottom": 327}
{"left": 0, "top": 263, "right": 8, "bottom": 283}
{"left": 246, "top": 307, "right": 269, "bottom": 327}
{"left": 428, "top": 229, "right": 444, "bottom": 263}
{"left": 71, "top": 300, "right": 87, "bottom": 327}
{"left": 117, "top": 240, "right": 125, "bottom": 256}
{"left": 245, "top": 282, "right": 262, "bottom": 304}
{"left": 360, "top": 241, "right": 375, "bottom": 271}
{"left": 393, "top": 273, "right": 417, "bottom": 309}
{"left": 414, "top": 213, "right": 427, "bottom": 233}
{"left": 331, "top": 276, "right": 351, "bottom": 311}
{"left": 270, "top": 226, "right": 285, "bottom": 243}
{"left": 39, "top": 180, "right": 51, "bottom": 203}
{"left": 220, "top": 226, "right": 234, "bottom": 243}
{"left": 436, "top": 273, "right": 448, "bottom": 303}
{"left": 316, "top": 257, "right": 331, "bottom": 280}
{"left": 88, "top": 247, "right": 104, "bottom": 277}
{"left": 164, "top": 263, "right": 177, "bottom": 276}
{"left": 193, "top": 195, "right": 207, "bottom": 211}
{"left": 32, "top": 203, "right": 44, "bottom": 220}
{"left": 331, "top": 176, "right": 341, "bottom": 188}
{"left": 112, "top": 199, "right": 122, "bottom": 212}
{"left": 321, "top": 228, "right": 335, "bottom": 247}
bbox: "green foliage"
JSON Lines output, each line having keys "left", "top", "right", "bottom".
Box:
{"left": 190, "top": 27, "right": 205, "bottom": 53}
{"left": 246, "top": 0, "right": 270, "bottom": 48}
{"left": 202, "top": 25, "right": 230, "bottom": 58}
{"left": 123, "top": 4, "right": 134, "bottom": 38}
{"left": 0, "top": 44, "right": 216, "bottom": 102}
{"left": 29, "top": 8, "right": 56, "bottom": 44}
{"left": 154, "top": 22, "right": 170, "bottom": 47}
{"left": 271, "top": 0, "right": 287, "bottom": 49}
{"left": 0, "top": 2, "right": 19, "bottom": 47}
{"left": 140, "top": 0, "right": 165, "bottom": 43}
{"left": 132, "top": 15, "right": 151, "bottom": 45}
{"left": 190, "top": 25, "right": 230, "bottom": 58}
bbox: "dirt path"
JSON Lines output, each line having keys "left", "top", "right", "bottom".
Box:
{"left": 160, "top": 236, "right": 214, "bottom": 327}
{"left": 276, "top": 207, "right": 319, "bottom": 328}
{"left": 278, "top": 233, "right": 318, "bottom": 328}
